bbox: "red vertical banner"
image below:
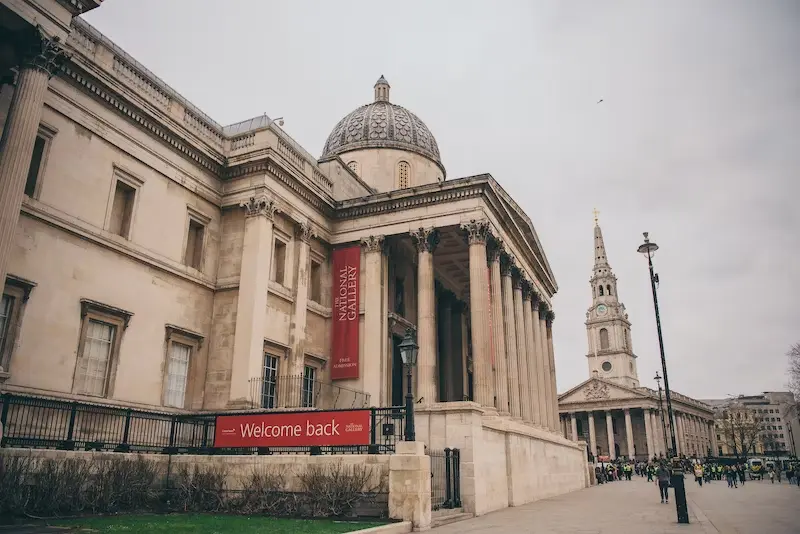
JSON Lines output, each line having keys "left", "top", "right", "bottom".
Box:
{"left": 331, "top": 245, "right": 361, "bottom": 380}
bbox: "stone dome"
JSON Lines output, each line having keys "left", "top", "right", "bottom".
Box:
{"left": 321, "top": 76, "right": 444, "bottom": 175}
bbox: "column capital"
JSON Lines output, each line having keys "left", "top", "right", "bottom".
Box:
{"left": 529, "top": 288, "right": 540, "bottom": 306}
{"left": 360, "top": 234, "right": 385, "bottom": 253}
{"left": 538, "top": 301, "right": 550, "bottom": 317}
{"left": 241, "top": 194, "right": 278, "bottom": 220}
{"left": 410, "top": 227, "right": 439, "bottom": 253}
{"left": 521, "top": 279, "right": 533, "bottom": 301}
{"left": 487, "top": 235, "right": 504, "bottom": 263}
{"left": 545, "top": 309, "right": 555, "bottom": 326}
{"left": 624, "top": 408, "right": 631, "bottom": 414}
{"left": 18, "top": 27, "right": 70, "bottom": 78}
{"left": 460, "top": 218, "right": 490, "bottom": 245}
{"left": 500, "top": 252, "right": 515, "bottom": 276}
{"left": 296, "top": 221, "right": 317, "bottom": 243}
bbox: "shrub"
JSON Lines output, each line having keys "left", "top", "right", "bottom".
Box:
{"left": 167, "top": 463, "right": 228, "bottom": 513}
{"left": 236, "top": 466, "right": 292, "bottom": 515}
{"left": 85, "top": 456, "right": 162, "bottom": 514}
{"left": 298, "top": 462, "right": 382, "bottom": 518}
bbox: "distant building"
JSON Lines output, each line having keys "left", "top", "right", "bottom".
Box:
{"left": 703, "top": 392, "right": 799, "bottom": 457}
{"left": 558, "top": 218, "right": 715, "bottom": 460}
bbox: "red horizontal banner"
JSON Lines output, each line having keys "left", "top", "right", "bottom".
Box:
{"left": 214, "top": 410, "right": 371, "bottom": 448}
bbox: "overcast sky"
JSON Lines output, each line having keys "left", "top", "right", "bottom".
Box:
{"left": 84, "top": 1, "right": 799, "bottom": 400}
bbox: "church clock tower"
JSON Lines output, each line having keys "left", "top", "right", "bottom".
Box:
{"left": 586, "top": 213, "right": 639, "bottom": 387}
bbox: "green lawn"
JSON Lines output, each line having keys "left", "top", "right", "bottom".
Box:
{"left": 52, "top": 514, "right": 386, "bottom": 533}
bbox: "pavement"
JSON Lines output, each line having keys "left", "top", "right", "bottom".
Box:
{"left": 430, "top": 475, "right": 800, "bottom": 533}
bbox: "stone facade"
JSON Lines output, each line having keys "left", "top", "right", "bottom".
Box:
{"left": 558, "top": 219, "right": 715, "bottom": 459}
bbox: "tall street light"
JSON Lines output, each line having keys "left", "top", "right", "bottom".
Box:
{"left": 638, "top": 232, "right": 689, "bottom": 524}
{"left": 655, "top": 372, "right": 669, "bottom": 458}
{"left": 398, "top": 328, "right": 419, "bottom": 442}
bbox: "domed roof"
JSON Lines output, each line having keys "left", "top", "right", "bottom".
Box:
{"left": 321, "top": 76, "right": 444, "bottom": 173}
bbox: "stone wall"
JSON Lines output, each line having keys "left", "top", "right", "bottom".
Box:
{"left": 417, "top": 402, "right": 588, "bottom": 516}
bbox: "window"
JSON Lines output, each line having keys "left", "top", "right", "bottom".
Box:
{"left": 0, "top": 276, "right": 35, "bottom": 373}
{"left": 601, "top": 361, "right": 612, "bottom": 372}
{"left": 271, "top": 239, "right": 287, "bottom": 285}
{"left": 301, "top": 365, "right": 316, "bottom": 408}
{"left": 598, "top": 285, "right": 604, "bottom": 296}
{"left": 184, "top": 218, "right": 206, "bottom": 270}
{"left": 398, "top": 161, "right": 410, "bottom": 189}
{"left": 606, "top": 284, "right": 611, "bottom": 295}
{"left": 72, "top": 299, "right": 131, "bottom": 398}
{"left": 599, "top": 328, "right": 609, "bottom": 350}
{"left": 164, "top": 342, "right": 190, "bottom": 408}
{"left": 25, "top": 133, "right": 51, "bottom": 198}
{"left": 309, "top": 259, "right": 322, "bottom": 303}
{"left": 261, "top": 354, "right": 279, "bottom": 409}
{"left": 108, "top": 180, "right": 136, "bottom": 238}
{"left": 347, "top": 161, "right": 360, "bottom": 176}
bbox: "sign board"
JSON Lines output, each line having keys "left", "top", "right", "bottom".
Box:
{"left": 214, "top": 410, "right": 371, "bottom": 448}
{"left": 331, "top": 245, "right": 360, "bottom": 380}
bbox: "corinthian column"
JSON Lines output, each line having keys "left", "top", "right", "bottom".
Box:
{"left": 512, "top": 270, "right": 531, "bottom": 421}
{"left": 522, "top": 282, "right": 541, "bottom": 425}
{"left": 545, "top": 310, "right": 559, "bottom": 429}
{"left": 537, "top": 303, "right": 555, "bottom": 430}
{"left": 439, "top": 289, "right": 454, "bottom": 401}
{"left": 530, "top": 292, "right": 547, "bottom": 427}
{"left": 411, "top": 227, "right": 439, "bottom": 405}
{"left": 488, "top": 238, "right": 509, "bottom": 415}
{"left": 230, "top": 195, "right": 278, "bottom": 406}
{"left": 461, "top": 219, "right": 494, "bottom": 408}
{"left": 361, "top": 234, "right": 385, "bottom": 406}
{"left": 500, "top": 255, "right": 521, "bottom": 418}
{"left": 0, "top": 29, "right": 68, "bottom": 287}
{"left": 588, "top": 411, "right": 597, "bottom": 455}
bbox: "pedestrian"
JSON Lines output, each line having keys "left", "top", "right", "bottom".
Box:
{"left": 646, "top": 462, "right": 654, "bottom": 482}
{"left": 656, "top": 461, "right": 670, "bottom": 504}
{"left": 739, "top": 465, "right": 746, "bottom": 486}
{"left": 694, "top": 463, "right": 704, "bottom": 487}
{"left": 769, "top": 468, "right": 775, "bottom": 484}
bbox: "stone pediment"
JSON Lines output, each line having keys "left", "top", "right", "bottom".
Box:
{"left": 559, "top": 378, "right": 651, "bottom": 405}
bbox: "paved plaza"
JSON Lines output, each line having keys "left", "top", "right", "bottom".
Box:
{"left": 432, "top": 475, "right": 800, "bottom": 533}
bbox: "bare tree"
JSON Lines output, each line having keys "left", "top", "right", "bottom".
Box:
{"left": 718, "top": 406, "right": 762, "bottom": 459}
{"left": 788, "top": 342, "right": 800, "bottom": 403}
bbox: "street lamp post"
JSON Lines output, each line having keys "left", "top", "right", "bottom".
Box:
{"left": 655, "top": 372, "right": 669, "bottom": 458}
{"left": 638, "top": 232, "right": 689, "bottom": 524}
{"left": 398, "top": 328, "right": 419, "bottom": 442}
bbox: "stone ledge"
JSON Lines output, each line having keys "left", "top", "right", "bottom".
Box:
{"left": 350, "top": 522, "right": 412, "bottom": 534}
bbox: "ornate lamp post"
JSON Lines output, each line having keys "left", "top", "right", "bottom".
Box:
{"left": 398, "top": 328, "right": 419, "bottom": 442}
{"left": 655, "top": 372, "right": 669, "bottom": 457}
{"left": 638, "top": 232, "right": 688, "bottom": 524}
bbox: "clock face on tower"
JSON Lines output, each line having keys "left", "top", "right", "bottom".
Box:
{"left": 596, "top": 304, "right": 608, "bottom": 316}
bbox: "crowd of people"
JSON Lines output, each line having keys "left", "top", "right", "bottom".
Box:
{"left": 594, "top": 456, "right": 800, "bottom": 504}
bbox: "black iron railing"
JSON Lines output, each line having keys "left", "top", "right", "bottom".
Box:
{"left": 0, "top": 393, "right": 403, "bottom": 455}
{"left": 248, "top": 375, "right": 371, "bottom": 410}
{"left": 430, "top": 448, "right": 461, "bottom": 511}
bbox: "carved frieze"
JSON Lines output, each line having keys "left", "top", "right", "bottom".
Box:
{"left": 585, "top": 382, "right": 610, "bottom": 400}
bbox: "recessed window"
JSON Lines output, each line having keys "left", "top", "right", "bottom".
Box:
{"left": 309, "top": 259, "right": 322, "bottom": 303}
{"left": 599, "top": 328, "right": 609, "bottom": 350}
{"left": 598, "top": 285, "right": 604, "bottom": 296}
{"left": 347, "top": 161, "right": 360, "bottom": 176}
{"left": 164, "top": 342, "right": 191, "bottom": 408}
{"left": 73, "top": 299, "right": 132, "bottom": 398}
{"left": 272, "top": 239, "right": 287, "bottom": 285}
{"left": 25, "top": 135, "right": 48, "bottom": 198}
{"left": 398, "top": 161, "right": 410, "bottom": 189}
{"left": 184, "top": 218, "right": 205, "bottom": 270}
{"left": 261, "top": 353, "right": 279, "bottom": 409}
{"left": 629, "top": 362, "right": 633, "bottom": 372}
{"left": 0, "top": 277, "right": 35, "bottom": 373}
{"left": 302, "top": 365, "right": 317, "bottom": 408}
{"left": 109, "top": 180, "right": 136, "bottom": 238}
{"left": 601, "top": 361, "right": 612, "bottom": 372}
{"left": 0, "top": 295, "right": 14, "bottom": 362}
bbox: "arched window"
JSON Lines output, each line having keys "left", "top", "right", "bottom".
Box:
{"left": 598, "top": 285, "right": 604, "bottom": 296}
{"left": 592, "top": 286, "right": 596, "bottom": 298}
{"left": 599, "top": 328, "right": 609, "bottom": 350}
{"left": 398, "top": 161, "right": 410, "bottom": 189}
{"left": 347, "top": 160, "right": 360, "bottom": 176}
{"left": 606, "top": 284, "right": 612, "bottom": 296}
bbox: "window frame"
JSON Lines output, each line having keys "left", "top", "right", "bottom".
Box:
{"left": 0, "top": 275, "right": 36, "bottom": 375}
{"left": 599, "top": 328, "right": 610, "bottom": 350}
{"left": 161, "top": 324, "right": 204, "bottom": 409}
{"left": 301, "top": 363, "right": 318, "bottom": 408}
{"left": 397, "top": 160, "right": 411, "bottom": 189}
{"left": 104, "top": 166, "right": 143, "bottom": 240}
{"left": 261, "top": 352, "right": 280, "bottom": 409}
{"left": 24, "top": 124, "right": 56, "bottom": 200}
{"left": 183, "top": 207, "right": 210, "bottom": 271}
{"left": 71, "top": 299, "right": 133, "bottom": 398}
{"left": 271, "top": 236, "right": 288, "bottom": 286}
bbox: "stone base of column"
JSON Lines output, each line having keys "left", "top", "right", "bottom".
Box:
{"left": 389, "top": 441, "right": 432, "bottom": 531}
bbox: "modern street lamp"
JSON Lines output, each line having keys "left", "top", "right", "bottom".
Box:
{"left": 638, "top": 232, "right": 689, "bottom": 524}
{"left": 398, "top": 328, "right": 419, "bottom": 442}
{"left": 655, "top": 372, "right": 669, "bottom": 458}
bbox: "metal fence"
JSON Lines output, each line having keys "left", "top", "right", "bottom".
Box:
{"left": 0, "top": 393, "right": 404, "bottom": 455}
{"left": 248, "top": 375, "right": 371, "bottom": 410}
{"left": 430, "top": 448, "right": 461, "bottom": 511}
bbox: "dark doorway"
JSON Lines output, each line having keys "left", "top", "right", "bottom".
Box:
{"left": 392, "top": 335, "right": 404, "bottom": 406}
{"left": 614, "top": 443, "right": 621, "bottom": 458}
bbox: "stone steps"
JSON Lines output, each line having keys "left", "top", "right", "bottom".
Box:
{"left": 431, "top": 508, "right": 472, "bottom": 528}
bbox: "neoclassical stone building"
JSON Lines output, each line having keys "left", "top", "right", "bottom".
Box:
{"left": 557, "top": 220, "right": 715, "bottom": 460}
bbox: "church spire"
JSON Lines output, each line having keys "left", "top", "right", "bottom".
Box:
{"left": 592, "top": 209, "right": 612, "bottom": 277}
